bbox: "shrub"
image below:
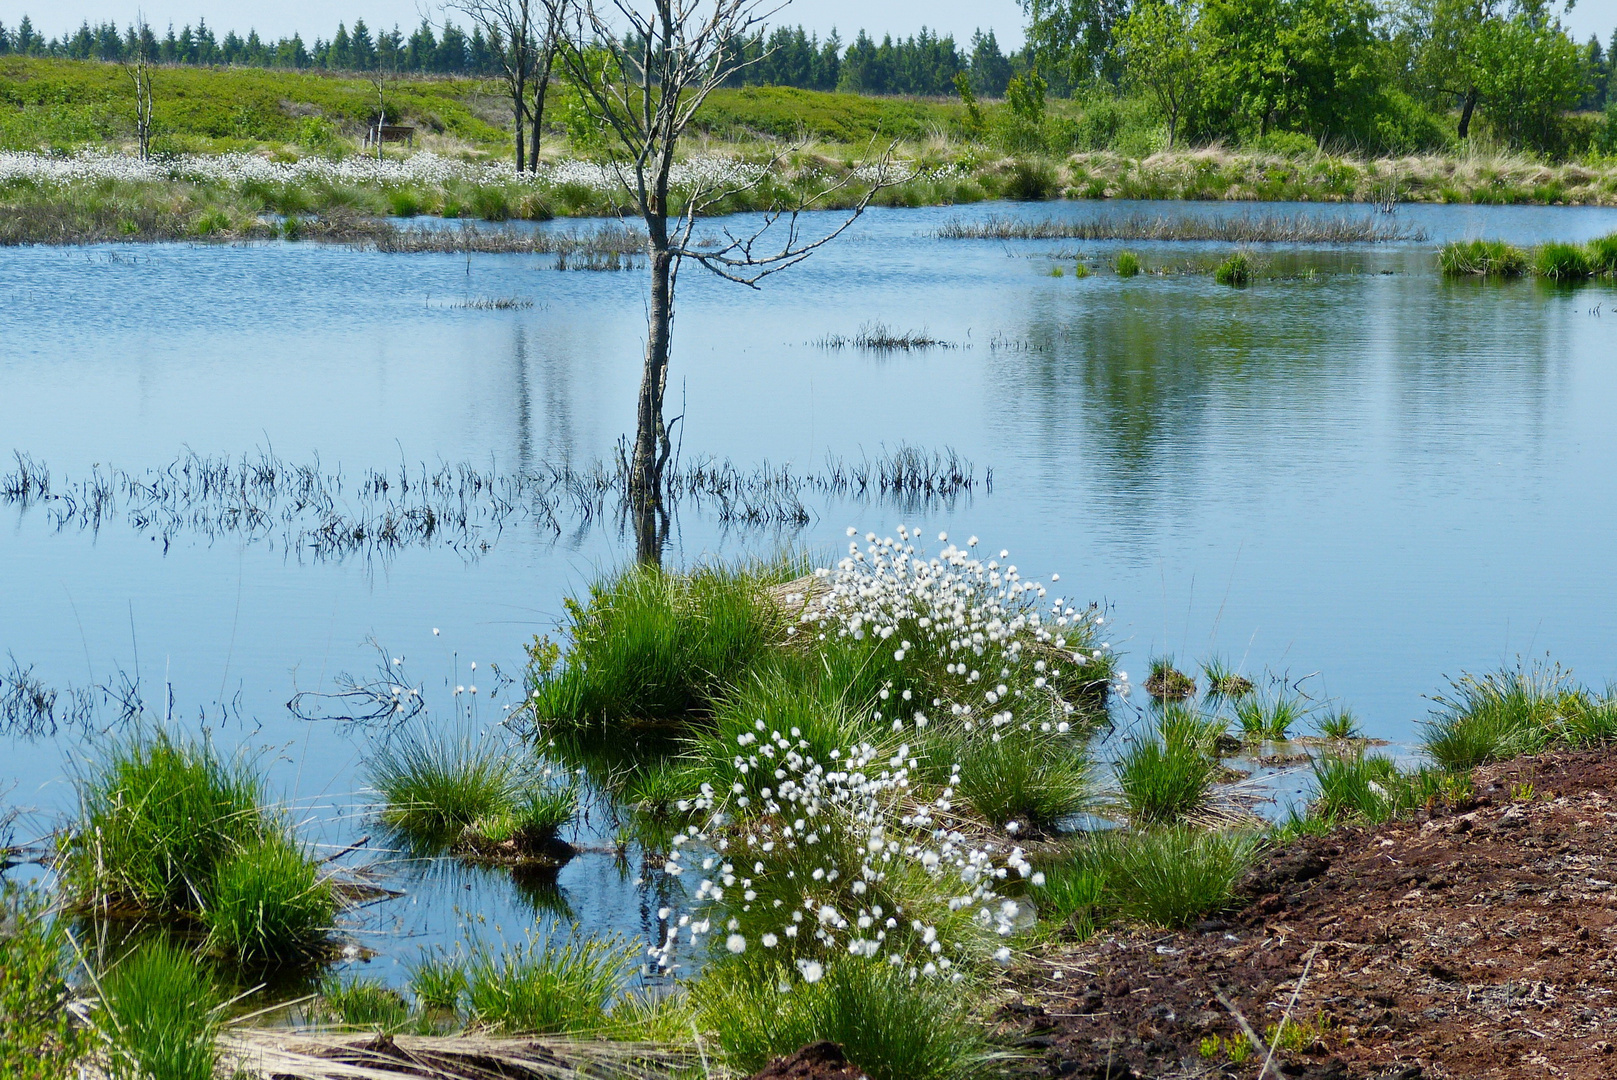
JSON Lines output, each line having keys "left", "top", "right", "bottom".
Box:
{"left": 1438, "top": 239, "right": 1528, "bottom": 277}
{"left": 0, "top": 887, "right": 86, "bottom": 1078}
{"left": 697, "top": 959, "right": 995, "bottom": 1080}
{"left": 464, "top": 927, "right": 636, "bottom": 1034}
{"left": 1002, "top": 159, "right": 1057, "bottom": 201}
{"left": 530, "top": 562, "right": 788, "bottom": 732}
{"left": 202, "top": 830, "right": 335, "bottom": 964}
{"left": 65, "top": 730, "right": 266, "bottom": 913}
{"left": 1213, "top": 252, "right": 1251, "bottom": 286}
{"left": 1534, "top": 241, "right": 1592, "bottom": 281}
{"left": 1423, "top": 663, "right": 1586, "bottom": 769}
{"left": 1114, "top": 250, "right": 1140, "bottom": 277}
{"left": 99, "top": 940, "right": 218, "bottom": 1080}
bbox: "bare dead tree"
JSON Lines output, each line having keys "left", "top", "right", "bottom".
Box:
{"left": 527, "top": 0, "right": 570, "bottom": 168}
{"left": 124, "top": 18, "right": 156, "bottom": 160}
{"left": 451, "top": 0, "right": 548, "bottom": 170}
{"left": 555, "top": 0, "right": 905, "bottom": 563}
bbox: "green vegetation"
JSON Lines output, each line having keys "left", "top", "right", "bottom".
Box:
{"left": 1145, "top": 656, "right": 1196, "bottom": 699}
{"left": 462, "top": 928, "right": 636, "bottom": 1034}
{"left": 0, "top": 888, "right": 86, "bottom": 1078}
{"left": 1115, "top": 250, "right": 1141, "bottom": 277}
{"left": 697, "top": 959, "right": 997, "bottom": 1080}
{"left": 1035, "top": 827, "right": 1260, "bottom": 930}
{"left": 946, "top": 730, "right": 1093, "bottom": 831}
{"left": 1438, "top": 238, "right": 1530, "bottom": 277}
{"left": 1315, "top": 707, "right": 1363, "bottom": 741}
{"left": 61, "top": 730, "right": 334, "bottom": 964}
{"left": 1201, "top": 656, "right": 1255, "bottom": 698}
{"left": 1233, "top": 692, "right": 1305, "bottom": 741}
{"left": 64, "top": 729, "right": 267, "bottom": 912}
{"left": 1423, "top": 662, "right": 1609, "bottom": 768}
{"left": 1214, "top": 251, "right": 1252, "bottom": 286}
{"left": 99, "top": 940, "right": 219, "bottom": 1080}
{"left": 319, "top": 976, "right": 414, "bottom": 1031}
{"left": 1114, "top": 709, "right": 1223, "bottom": 825}
{"left": 1308, "top": 752, "right": 1469, "bottom": 824}
{"left": 201, "top": 831, "right": 336, "bottom": 965}
{"left": 367, "top": 727, "right": 576, "bottom": 856}
{"left": 1535, "top": 240, "right": 1594, "bottom": 280}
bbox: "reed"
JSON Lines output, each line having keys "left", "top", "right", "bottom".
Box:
{"left": 816, "top": 322, "right": 953, "bottom": 350}
{"left": 936, "top": 213, "right": 1426, "bottom": 243}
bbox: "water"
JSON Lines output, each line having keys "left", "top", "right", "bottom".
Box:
{"left": 4, "top": 198, "right": 1617, "bottom": 988}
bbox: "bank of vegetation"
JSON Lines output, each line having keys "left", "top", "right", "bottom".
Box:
{"left": 6, "top": 529, "right": 1615, "bottom": 1078}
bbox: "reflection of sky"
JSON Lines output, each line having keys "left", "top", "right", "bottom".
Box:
{"left": 5, "top": 198, "right": 1617, "bottom": 982}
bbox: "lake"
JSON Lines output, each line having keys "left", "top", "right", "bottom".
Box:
{"left": 3, "top": 197, "right": 1617, "bottom": 990}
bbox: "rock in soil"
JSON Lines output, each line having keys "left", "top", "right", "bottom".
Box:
{"left": 1004, "top": 749, "right": 1617, "bottom": 1079}
{"left": 746, "top": 1041, "right": 868, "bottom": 1080}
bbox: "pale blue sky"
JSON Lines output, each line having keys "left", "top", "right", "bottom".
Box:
{"left": 0, "top": 0, "right": 1031, "bottom": 48}
{"left": 3, "top": 0, "right": 1616, "bottom": 53}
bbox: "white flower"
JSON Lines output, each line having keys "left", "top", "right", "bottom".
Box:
{"left": 796, "top": 959, "right": 824, "bottom": 983}
{"left": 726, "top": 934, "right": 747, "bottom": 954}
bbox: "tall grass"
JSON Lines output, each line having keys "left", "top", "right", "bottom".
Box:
{"left": 463, "top": 927, "right": 637, "bottom": 1034}
{"left": 1534, "top": 241, "right": 1592, "bottom": 281}
{"left": 65, "top": 730, "right": 267, "bottom": 912}
{"left": 201, "top": 831, "right": 335, "bottom": 964}
{"left": 99, "top": 940, "right": 219, "bottom": 1080}
{"left": 1423, "top": 663, "right": 1589, "bottom": 769}
{"left": 1114, "top": 712, "right": 1221, "bottom": 826}
{"left": 697, "top": 959, "right": 996, "bottom": 1080}
{"left": 530, "top": 561, "right": 790, "bottom": 732}
{"left": 319, "top": 976, "right": 413, "bottom": 1031}
{"left": 367, "top": 727, "right": 528, "bottom": 848}
{"left": 1041, "top": 828, "right": 1258, "bottom": 929}
{"left": 1438, "top": 239, "right": 1529, "bottom": 277}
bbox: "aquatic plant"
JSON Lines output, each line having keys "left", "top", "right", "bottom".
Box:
{"left": 367, "top": 727, "right": 574, "bottom": 855}
{"left": 1214, "top": 252, "right": 1252, "bottom": 286}
{"left": 462, "top": 927, "right": 637, "bottom": 1034}
{"left": 202, "top": 831, "right": 336, "bottom": 965}
{"left": 697, "top": 958, "right": 996, "bottom": 1080}
{"left": 1315, "top": 707, "right": 1362, "bottom": 741}
{"left": 409, "top": 953, "right": 470, "bottom": 1012}
{"left": 1587, "top": 233, "right": 1617, "bottom": 274}
{"left": 1234, "top": 692, "right": 1305, "bottom": 741}
{"left": 816, "top": 322, "right": 954, "bottom": 350}
{"left": 936, "top": 213, "right": 1425, "bottom": 243}
{"left": 1423, "top": 662, "right": 1587, "bottom": 769}
{"left": 1114, "top": 708, "right": 1223, "bottom": 825}
{"left": 1145, "top": 657, "right": 1196, "bottom": 700}
{"left": 1534, "top": 241, "right": 1592, "bottom": 281}
{"left": 1437, "top": 239, "right": 1528, "bottom": 277}
{"left": 319, "top": 976, "right": 413, "bottom": 1031}
{"left": 1200, "top": 656, "right": 1254, "bottom": 699}
{"left": 1115, "top": 250, "right": 1141, "bottom": 277}
{"left": 64, "top": 730, "right": 267, "bottom": 913}
{"left": 99, "top": 940, "right": 219, "bottom": 1080}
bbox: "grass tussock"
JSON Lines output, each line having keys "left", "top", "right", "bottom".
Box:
{"left": 98, "top": 939, "right": 219, "bottom": 1080}
{"left": 1441, "top": 235, "right": 1617, "bottom": 281}
{"left": 1036, "top": 826, "right": 1259, "bottom": 931}
{"left": 1213, "top": 251, "right": 1253, "bottom": 286}
{"left": 1308, "top": 751, "right": 1470, "bottom": 825}
{"left": 696, "top": 959, "right": 997, "bottom": 1080}
{"left": 816, "top": 321, "right": 954, "bottom": 351}
{"left": 1233, "top": 692, "right": 1306, "bottom": 741}
{"left": 529, "top": 560, "right": 794, "bottom": 734}
{"left": 1200, "top": 656, "right": 1255, "bottom": 699}
{"left": 461, "top": 928, "right": 638, "bottom": 1035}
{"left": 945, "top": 731, "right": 1092, "bottom": 833}
{"left": 366, "top": 727, "right": 575, "bottom": 857}
{"left": 1114, "top": 250, "right": 1141, "bottom": 277}
{"left": 201, "top": 831, "right": 336, "bottom": 965}
{"left": 1422, "top": 662, "right": 1603, "bottom": 769}
{"left": 1114, "top": 708, "right": 1224, "bottom": 826}
{"left": 937, "top": 212, "right": 1425, "bottom": 244}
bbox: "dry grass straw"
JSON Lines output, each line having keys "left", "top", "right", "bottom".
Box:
{"left": 217, "top": 1030, "right": 702, "bottom": 1080}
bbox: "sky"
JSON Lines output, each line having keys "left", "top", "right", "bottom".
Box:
{"left": 0, "top": 0, "right": 1031, "bottom": 49}
{"left": 2, "top": 0, "right": 1615, "bottom": 53}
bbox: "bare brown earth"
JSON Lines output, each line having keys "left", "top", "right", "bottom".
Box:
{"left": 746, "top": 1041, "right": 869, "bottom": 1080}
{"left": 998, "top": 749, "right": 1617, "bottom": 1080}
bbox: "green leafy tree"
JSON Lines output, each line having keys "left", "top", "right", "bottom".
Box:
{"left": 1471, "top": 2, "right": 1585, "bottom": 150}
{"left": 1021, "top": 0, "right": 1129, "bottom": 87}
{"left": 1113, "top": 0, "right": 1201, "bottom": 146}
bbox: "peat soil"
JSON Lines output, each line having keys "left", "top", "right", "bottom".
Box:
{"left": 745, "top": 1041, "right": 869, "bottom": 1080}
{"left": 999, "top": 749, "right": 1617, "bottom": 1079}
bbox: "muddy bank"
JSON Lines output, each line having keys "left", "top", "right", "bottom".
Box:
{"left": 1001, "top": 748, "right": 1617, "bottom": 1079}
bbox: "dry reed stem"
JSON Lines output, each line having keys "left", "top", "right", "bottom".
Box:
{"left": 218, "top": 1030, "right": 707, "bottom": 1080}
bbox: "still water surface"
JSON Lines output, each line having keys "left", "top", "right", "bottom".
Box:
{"left": 3, "top": 198, "right": 1616, "bottom": 987}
